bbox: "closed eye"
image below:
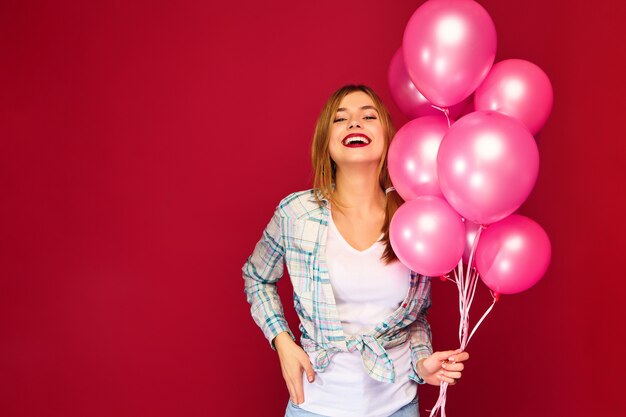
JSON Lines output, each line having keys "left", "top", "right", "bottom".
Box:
{"left": 333, "top": 115, "right": 377, "bottom": 123}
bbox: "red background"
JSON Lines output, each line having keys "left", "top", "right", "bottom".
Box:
{"left": 1, "top": 1, "right": 625, "bottom": 416}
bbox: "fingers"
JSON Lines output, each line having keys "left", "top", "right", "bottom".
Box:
{"left": 277, "top": 344, "right": 317, "bottom": 406}
{"left": 448, "top": 351, "right": 470, "bottom": 363}
{"left": 431, "top": 349, "right": 462, "bottom": 362}
{"left": 433, "top": 349, "right": 469, "bottom": 385}
{"left": 438, "top": 371, "right": 458, "bottom": 385}
{"left": 433, "top": 349, "right": 470, "bottom": 363}
{"left": 441, "top": 361, "right": 464, "bottom": 372}
{"left": 284, "top": 362, "right": 315, "bottom": 405}
{"left": 292, "top": 371, "right": 305, "bottom": 404}
{"left": 437, "top": 367, "right": 462, "bottom": 385}
{"left": 441, "top": 370, "right": 462, "bottom": 380}
{"left": 303, "top": 361, "right": 316, "bottom": 383}
{"left": 280, "top": 365, "right": 295, "bottom": 401}
{"left": 283, "top": 371, "right": 304, "bottom": 404}
{"left": 294, "top": 359, "right": 316, "bottom": 404}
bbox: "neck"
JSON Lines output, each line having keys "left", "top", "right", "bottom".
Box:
{"left": 333, "top": 164, "right": 385, "bottom": 212}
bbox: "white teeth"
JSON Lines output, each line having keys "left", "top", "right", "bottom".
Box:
{"left": 344, "top": 136, "right": 370, "bottom": 144}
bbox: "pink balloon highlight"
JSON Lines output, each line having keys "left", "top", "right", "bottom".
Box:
{"left": 403, "top": 0, "right": 497, "bottom": 107}
{"left": 390, "top": 196, "right": 465, "bottom": 276}
{"left": 388, "top": 116, "right": 449, "bottom": 200}
{"left": 388, "top": 48, "right": 470, "bottom": 119}
{"left": 475, "top": 59, "right": 554, "bottom": 134}
{"left": 476, "top": 215, "right": 551, "bottom": 294}
{"left": 437, "top": 111, "right": 540, "bottom": 225}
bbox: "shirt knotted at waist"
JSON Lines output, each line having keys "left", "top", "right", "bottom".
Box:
{"left": 302, "top": 330, "right": 409, "bottom": 383}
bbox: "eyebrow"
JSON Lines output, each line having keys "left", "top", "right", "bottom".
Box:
{"left": 336, "top": 105, "right": 379, "bottom": 113}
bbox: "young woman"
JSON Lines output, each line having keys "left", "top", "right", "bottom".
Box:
{"left": 242, "top": 85, "right": 469, "bottom": 417}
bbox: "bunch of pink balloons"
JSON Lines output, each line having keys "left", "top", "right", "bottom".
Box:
{"left": 388, "top": 0, "right": 553, "bottom": 295}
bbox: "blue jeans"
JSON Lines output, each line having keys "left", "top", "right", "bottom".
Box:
{"left": 284, "top": 396, "right": 419, "bottom": 417}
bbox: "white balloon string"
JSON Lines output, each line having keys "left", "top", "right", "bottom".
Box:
{"left": 431, "top": 105, "right": 451, "bottom": 127}
{"left": 454, "top": 262, "right": 463, "bottom": 342}
{"left": 461, "top": 226, "right": 484, "bottom": 348}
{"left": 429, "top": 226, "right": 489, "bottom": 416}
{"left": 466, "top": 226, "right": 484, "bottom": 281}
{"left": 467, "top": 291, "right": 498, "bottom": 345}
{"left": 428, "top": 381, "right": 449, "bottom": 417}
{"left": 446, "top": 269, "right": 464, "bottom": 346}
{"left": 465, "top": 270, "right": 480, "bottom": 333}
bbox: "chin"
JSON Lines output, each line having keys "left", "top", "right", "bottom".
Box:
{"left": 336, "top": 156, "right": 383, "bottom": 167}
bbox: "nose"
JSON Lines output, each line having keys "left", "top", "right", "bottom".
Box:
{"left": 348, "top": 119, "right": 362, "bottom": 129}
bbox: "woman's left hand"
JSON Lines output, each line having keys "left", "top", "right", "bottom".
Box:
{"left": 416, "top": 349, "right": 469, "bottom": 386}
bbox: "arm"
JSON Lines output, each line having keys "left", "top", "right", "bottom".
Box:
{"left": 242, "top": 206, "right": 295, "bottom": 349}
{"left": 242, "top": 206, "right": 316, "bottom": 404}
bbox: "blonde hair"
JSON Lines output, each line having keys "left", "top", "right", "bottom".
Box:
{"left": 311, "top": 85, "right": 404, "bottom": 264}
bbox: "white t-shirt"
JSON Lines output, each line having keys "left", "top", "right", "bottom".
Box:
{"left": 299, "top": 209, "right": 416, "bottom": 417}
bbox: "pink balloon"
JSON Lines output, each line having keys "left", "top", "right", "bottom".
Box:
{"left": 388, "top": 116, "right": 449, "bottom": 200}
{"left": 437, "top": 111, "right": 539, "bottom": 225}
{"left": 476, "top": 215, "right": 551, "bottom": 294}
{"left": 388, "top": 48, "right": 470, "bottom": 119}
{"left": 390, "top": 196, "right": 465, "bottom": 276}
{"left": 475, "top": 59, "right": 554, "bottom": 134}
{"left": 462, "top": 220, "right": 481, "bottom": 264}
{"left": 403, "top": 0, "right": 497, "bottom": 107}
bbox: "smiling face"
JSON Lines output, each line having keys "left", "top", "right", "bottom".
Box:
{"left": 328, "top": 91, "right": 386, "bottom": 170}
{"left": 311, "top": 85, "right": 402, "bottom": 263}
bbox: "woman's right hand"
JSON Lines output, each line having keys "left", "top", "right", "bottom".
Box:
{"left": 273, "top": 332, "right": 316, "bottom": 405}
{"left": 416, "top": 349, "right": 469, "bottom": 386}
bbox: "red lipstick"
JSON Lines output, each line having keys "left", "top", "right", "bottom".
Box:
{"left": 341, "top": 133, "right": 372, "bottom": 148}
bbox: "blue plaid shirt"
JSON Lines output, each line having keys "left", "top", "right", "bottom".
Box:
{"left": 242, "top": 189, "right": 433, "bottom": 384}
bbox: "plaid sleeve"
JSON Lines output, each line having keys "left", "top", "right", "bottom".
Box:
{"left": 408, "top": 279, "right": 433, "bottom": 384}
{"left": 242, "top": 206, "right": 295, "bottom": 350}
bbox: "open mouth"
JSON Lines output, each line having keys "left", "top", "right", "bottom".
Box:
{"left": 341, "top": 134, "right": 372, "bottom": 148}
